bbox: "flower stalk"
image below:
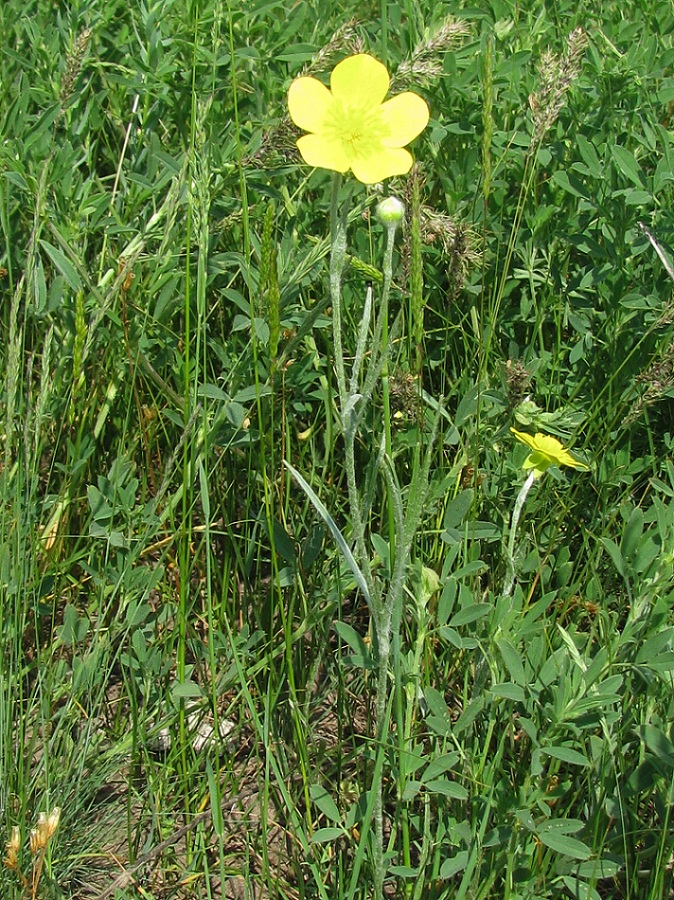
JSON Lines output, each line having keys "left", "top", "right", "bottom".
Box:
{"left": 287, "top": 55, "right": 435, "bottom": 900}
{"left": 377, "top": 198, "right": 404, "bottom": 563}
{"left": 328, "top": 179, "right": 388, "bottom": 895}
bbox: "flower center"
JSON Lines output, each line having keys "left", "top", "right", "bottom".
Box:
{"left": 328, "top": 100, "right": 387, "bottom": 160}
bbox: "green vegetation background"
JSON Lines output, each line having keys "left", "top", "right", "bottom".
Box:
{"left": 2, "top": 0, "right": 674, "bottom": 897}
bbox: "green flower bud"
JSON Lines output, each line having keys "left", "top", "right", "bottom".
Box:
{"left": 376, "top": 196, "right": 405, "bottom": 227}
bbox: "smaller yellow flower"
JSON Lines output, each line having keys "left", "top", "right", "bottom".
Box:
{"left": 511, "top": 428, "right": 589, "bottom": 478}
{"left": 287, "top": 54, "right": 429, "bottom": 184}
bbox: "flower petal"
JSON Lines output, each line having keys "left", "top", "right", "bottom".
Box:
{"left": 511, "top": 428, "right": 538, "bottom": 451}
{"left": 533, "top": 433, "right": 566, "bottom": 458}
{"left": 296, "top": 133, "right": 351, "bottom": 173}
{"left": 350, "top": 147, "right": 414, "bottom": 184}
{"left": 288, "top": 76, "right": 334, "bottom": 132}
{"left": 379, "top": 93, "right": 430, "bottom": 147}
{"left": 331, "top": 54, "right": 390, "bottom": 108}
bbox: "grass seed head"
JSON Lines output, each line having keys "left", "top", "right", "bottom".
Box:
{"left": 303, "top": 18, "right": 363, "bottom": 75}
{"left": 392, "top": 17, "right": 471, "bottom": 89}
{"left": 529, "top": 28, "right": 587, "bottom": 144}
{"left": 60, "top": 28, "right": 92, "bottom": 105}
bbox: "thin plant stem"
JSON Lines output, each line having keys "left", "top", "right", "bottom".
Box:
{"left": 330, "top": 174, "right": 349, "bottom": 410}
{"left": 380, "top": 219, "right": 399, "bottom": 565}
{"left": 329, "top": 175, "right": 376, "bottom": 604}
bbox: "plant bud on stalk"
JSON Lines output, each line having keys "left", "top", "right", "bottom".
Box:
{"left": 376, "top": 196, "right": 405, "bottom": 227}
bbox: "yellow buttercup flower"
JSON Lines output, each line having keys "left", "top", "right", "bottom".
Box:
{"left": 511, "top": 428, "right": 589, "bottom": 478}
{"left": 287, "top": 54, "right": 429, "bottom": 184}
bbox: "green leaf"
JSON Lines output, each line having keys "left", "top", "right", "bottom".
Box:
{"left": 449, "top": 603, "right": 492, "bottom": 627}
{"left": 33, "top": 256, "right": 47, "bottom": 312}
{"left": 497, "top": 638, "right": 526, "bottom": 685}
{"left": 576, "top": 135, "right": 602, "bottom": 179}
{"left": 453, "top": 560, "right": 488, "bottom": 580}
{"left": 388, "top": 866, "right": 419, "bottom": 878}
{"left": 599, "top": 536, "right": 626, "bottom": 578}
{"left": 437, "top": 577, "right": 457, "bottom": 625}
{"left": 57, "top": 604, "right": 89, "bottom": 647}
{"left": 633, "top": 535, "right": 659, "bottom": 575}
{"left": 423, "top": 686, "right": 453, "bottom": 737}
{"left": 621, "top": 506, "right": 644, "bottom": 560}
{"left": 640, "top": 725, "right": 674, "bottom": 766}
{"left": 569, "top": 336, "right": 587, "bottom": 365}
{"left": 537, "top": 818, "right": 584, "bottom": 835}
{"left": 370, "top": 532, "right": 390, "bottom": 571}
{"left": 198, "top": 458, "right": 210, "bottom": 521}
{"left": 551, "top": 170, "right": 592, "bottom": 201}
{"left": 421, "top": 752, "right": 461, "bottom": 782}
{"left": 233, "top": 384, "right": 271, "bottom": 402}
{"left": 24, "top": 105, "right": 60, "bottom": 149}
{"left": 132, "top": 629, "right": 147, "bottom": 663}
{"left": 619, "top": 189, "right": 652, "bottom": 205}
{"left": 272, "top": 517, "right": 296, "bottom": 563}
{"left": 198, "top": 383, "right": 230, "bottom": 401}
{"left": 455, "top": 384, "right": 479, "bottom": 426}
{"left": 543, "top": 833, "right": 593, "bottom": 859}
{"left": 444, "top": 490, "right": 473, "bottom": 529}
{"left": 438, "top": 626, "right": 464, "bottom": 649}
{"left": 559, "top": 875, "right": 602, "bottom": 900}
{"left": 453, "top": 695, "right": 485, "bottom": 736}
{"left": 310, "top": 827, "right": 344, "bottom": 844}
{"left": 126, "top": 601, "right": 150, "bottom": 628}
{"left": 537, "top": 830, "right": 592, "bottom": 860}
{"left": 571, "top": 693, "right": 621, "bottom": 716}
{"left": 610, "top": 143, "right": 646, "bottom": 188}
{"left": 39, "top": 238, "right": 82, "bottom": 291}
{"left": 171, "top": 679, "right": 203, "bottom": 699}
{"left": 489, "top": 683, "right": 525, "bottom": 702}
{"left": 276, "top": 44, "right": 317, "bottom": 64}
{"left": 310, "top": 785, "right": 342, "bottom": 824}
{"left": 465, "top": 520, "right": 501, "bottom": 541}
{"left": 442, "top": 520, "right": 501, "bottom": 544}
{"left": 301, "top": 523, "right": 324, "bottom": 571}
{"left": 540, "top": 745, "right": 590, "bottom": 767}
{"left": 87, "top": 485, "right": 113, "bottom": 523}
{"left": 423, "top": 686, "right": 452, "bottom": 720}
{"left": 333, "top": 621, "right": 373, "bottom": 669}
{"left": 575, "top": 857, "right": 621, "bottom": 879}
{"left": 645, "top": 652, "right": 674, "bottom": 675}
{"left": 424, "top": 778, "right": 468, "bottom": 800}
{"left": 591, "top": 674, "right": 622, "bottom": 696}
{"left": 440, "top": 850, "right": 469, "bottom": 879}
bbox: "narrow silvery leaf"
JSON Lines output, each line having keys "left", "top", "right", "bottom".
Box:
{"left": 284, "top": 462, "right": 371, "bottom": 605}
